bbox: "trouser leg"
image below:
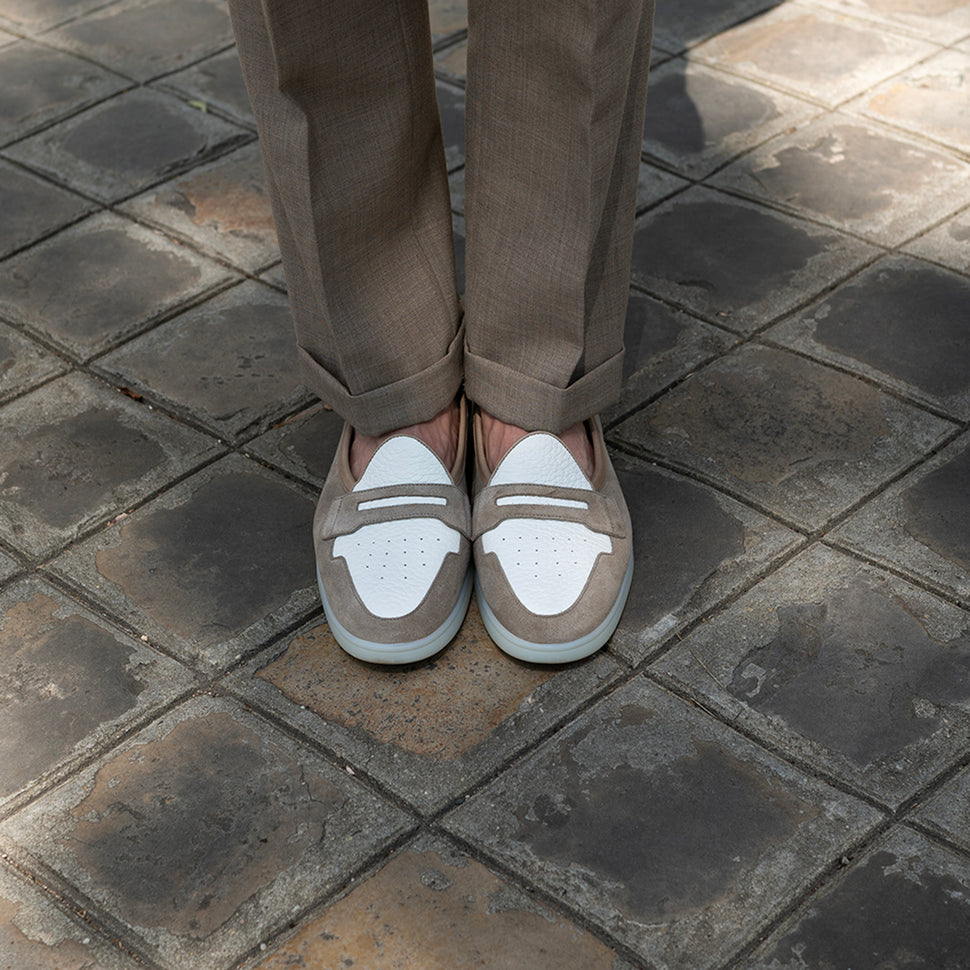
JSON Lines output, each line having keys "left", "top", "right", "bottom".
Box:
{"left": 227, "top": 0, "right": 462, "bottom": 436}
{"left": 462, "top": 0, "right": 655, "bottom": 433}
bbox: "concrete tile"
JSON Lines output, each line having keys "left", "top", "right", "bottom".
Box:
{"left": 608, "top": 455, "right": 801, "bottom": 663}
{"left": 436, "top": 79, "right": 465, "bottom": 172}
{"left": 654, "top": 546, "right": 970, "bottom": 807}
{"left": 48, "top": 0, "right": 234, "bottom": 83}
{"left": 692, "top": 3, "right": 936, "bottom": 107}
{"left": 0, "top": 372, "right": 218, "bottom": 559}
{"left": 434, "top": 39, "right": 466, "bottom": 81}
{"left": 849, "top": 50, "right": 970, "bottom": 154}
{"left": 906, "top": 208, "right": 970, "bottom": 276}
{"left": 429, "top": 0, "right": 466, "bottom": 41}
{"left": 231, "top": 599, "right": 622, "bottom": 814}
{"left": 914, "top": 766, "right": 970, "bottom": 855}
{"left": 253, "top": 835, "right": 618, "bottom": 970}
{"left": 829, "top": 432, "right": 970, "bottom": 607}
{"left": 245, "top": 403, "right": 344, "bottom": 488}
{"left": 748, "top": 828, "right": 970, "bottom": 969}
{"left": 0, "top": 576, "right": 195, "bottom": 807}
{"left": 49, "top": 454, "right": 317, "bottom": 670}
{"left": 710, "top": 117, "right": 970, "bottom": 245}
{"left": 629, "top": 187, "right": 878, "bottom": 333}
{"left": 0, "top": 695, "right": 411, "bottom": 970}
{"left": 808, "top": 0, "right": 970, "bottom": 44}
{"left": 445, "top": 677, "right": 881, "bottom": 970}
{"left": 0, "top": 159, "right": 93, "bottom": 259}
{"left": 0, "top": 551, "right": 19, "bottom": 584}
{"left": 158, "top": 47, "right": 255, "bottom": 129}
{"left": 0, "top": 862, "right": 142, "bottom": 970}
{"left": 122, "top": 142, "right": 278, "bottom": 270}
{"left": 613, "top": 344, "right": 955, "bottom": 530}
{"left": 0, "top": 0, "right": 121, "bottom": 31}
{"left": 0, "top": 323, "right": 68, "bottom": 405}
{"left": 0, "top": 211, "right": 233, "bottom": 359}
{"left": 768, "top": 256, "right": 970, "bottom": 420}
{"left": 260, "top": 261, "right": 286, "bottom": 291}
{"left": 636, "top": 161, "right": 689, "bottom": 211}
{"left": 642, "top": 58, "right": 820, "bottom": 179}
{"left": 652, "top": 0, "right": 781, "bottom": 54}
{"left": 4, "top": 88, "right": 249, "bottom": 202}
{"left": 606, "top": 289, "right": 736, "bottom": 419}
{"left": 96, "top": 281, "right": 309, "bottom": 439}
{"left": 0, "top": 39, "right": 127, "bottom": 146}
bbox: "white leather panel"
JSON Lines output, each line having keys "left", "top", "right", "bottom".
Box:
{"left": 489, "top": 434, "right": 592, "bottom": 491}
{"left": 354, "top": 436, "right": 450, "bottom": 491}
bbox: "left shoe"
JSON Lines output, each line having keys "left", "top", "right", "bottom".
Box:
{"left": 471, "top": 414, "right": 633, "bottom": 663}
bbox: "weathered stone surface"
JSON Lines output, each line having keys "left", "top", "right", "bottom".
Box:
{"left": 254, "top": 836, "right": 617, "bottom": 969}
{"left": 434, "top": 39, "right": 466, "bottom": 79}
{"left": 0, "top": 372, "right": 218, "bottom": 558}
{"left": 160, "top": 47, "right": 256, "bottom": 129}
{"left": 96, "top": 281, "right": 308, "bottom": 438}
{"left": 636, "top": 161, "right": 690, "bottom": 211}
{"left": 914, "top": 764, "right": 970, "bottom": 856}
{"left": 652, "top": 0, "right": 780, "bottom": 53}
{"left": 436, "top": 80, "right": 465, "bottom": 172}
{"left": 0, "top": 322, "right": 68, "bottom": 404}
{"left": 655, "top": 546, "right": 970, "bottom": 806}
{"left": 0, "top": 696, "right": 411, "bottom": 969}
{"left": 428, "top": 0, "right": 466, "bottom": 40}
{"left": 614, "top": 344, "right": 954, "bottom": 529}
{"left": 0, "top": 578, "right": 194, "bottom": 805}
{"left": 446, "top": 677, "right": 879, "bottom": 969}
{"left": 749, "top": 829, "right": 970, "bottom": 969}
{"left": 810, "top": 0, "right": 970, "bottom": 43}
{"left": 0, "top": 0, "right": 112, "bottom": 30}
{"left": 906, "top": 209, "right": 970, "bottom": 276}
{"left": 0, "top": 211, "right": 232, "bottom": 358}
{"left": 5, "top": 89, "right": 249, "bottom": 202}
{"left": 245, "top": 404, "right": 344, "bottom": 488}
{"left": 630, "top": 187, "right": 878, "bottom": 332}
{"left": 769, "top": 256, "right": 970, "bottom": 419}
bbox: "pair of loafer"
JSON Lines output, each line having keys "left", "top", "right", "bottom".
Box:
{"left": 314, "top": 402, "right": 633, "bottom": 665}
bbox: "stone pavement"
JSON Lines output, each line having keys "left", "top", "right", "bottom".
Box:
{"left": 1, "top": 0, "right": 970, "bottom": 966}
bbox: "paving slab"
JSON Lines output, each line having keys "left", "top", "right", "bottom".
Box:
{"left": 609, "top": 455, "right": 801, "bottom": 663}
{"left": 0, "top": 322, "right": 68, "bottom": 405}
{"left": 0, "top": 576, "right": 195, "bottom": 809}
{"left": 606, "top": 289, "right": 736, "bottom": 420}
{"left": 0, "top": 371, "right": 219, "bottom": 559}
{"left": 905, "top": 207, "right": 970, "bottom": 276}
{"left": 0, "top": 0, "right": 122, "bottom": 32}
{"left": 49, "top": 454, "right": 318, "bottom": 671}
{"left": 0, "top": 211, "right": 234, "bottom": 359}
{"left": 245, "top": 403, "right": 343, "bottom": 488}
{"left": 0, "top": 551, "right": 20, "bottom": 584}
{"left": 158, "top": 47, "right": 256, "bottom": 129}
{"left": 47, "top": 0, "right": 234, "bottom": 83}
{"left": 710, "top": 116, "right": 970, "bottom": 246}
{"left": 0, "top": 159, "right": 93, "bottom": 259}
{"left": 747, "top": 827, "right": 970, "bottom": 969}
{"left": 913, "top": 765, "right": 970, "bottom": 855}
{"left": 230, "top": 599, "right": 623, "bottom": 814}
{"left": 767, "top": 255, "right": 970, "bottom": 420}
{"left": 653, "top": 545, "right": 970, "bottom": 807}
{"left": 96, "top": 281, "right": 308, "bottom": 440}
{"left": 613, "top": 344, "right": 955, "bottom": 529}
{"left": 652, "top": 0, "right": 782, "bottom": 54}
{"left": 629, "top": 187, "right": 879, "bottom": 333}
{"left": 445, "top": 676, "right": 881, "bottom": 970}
{"left": 436, "top": 80, "right": 465, "bottom": 172}
{"left": 0, "top": 695, "right": 413, "bottom": 970}
{"left": 434, "top": 39, "right": 466, "bottom": 81}
{"left": 260, "top": 261, "right": 286, "bottom": 291}
{"left": 121, "top": 142, "right": 278, "bottom": 270}
{"left": 829, "top": 431, "right": 970, "bottom": 607}
{"left": 636, "top": 161, "right": 689, "bottom": 212}
{"left": 0, "top": 39, "right": 127, "bottom": 147}
{"left": 4, "top": 88, "right": 250, "bottom": 202}
{"left": 642, "top": 58, "right": 820, "bottom": 180}
{"left": 0, "top": 862, "right": 142, "bottom": 970}
{"left": 429, "top": 0, "right": 466, "bottom": 42}
{"left": 692, "top": 3, "right": 937, "bottom": 107}
{"left": 809, "top": 0, "right": 970, "bottom": 44}
{"left": 251, "top": 833, "right": 621, "bottom": 970}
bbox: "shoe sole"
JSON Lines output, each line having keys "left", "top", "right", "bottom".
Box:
{"left": 475, "top": 555, "right": 634, "bottom": 664}
{"left": 318, "top": 567, "right": 473, "bottom": 665}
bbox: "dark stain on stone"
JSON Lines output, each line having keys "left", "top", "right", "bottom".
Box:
{"left": 649, "top": 346, "right": 890, "bottom": 484}
{"left": 68, "top": 712, "right": 345, "bottom": 938}
{"left": 948, "top": 221, "right": 970, "bottom": 243}
{"left": 616, "top": 464, "right": 744, "bottom": 629}
{"left": 0, "top": 592, "right": 144, "bottom": 796}
{"left": 95, "top": 471, "right": 314, "bottom": 644}
{"left": 622, "top": 291, "right": 684, "bottom": 379}
{"left": 765, "top": 849, "right": 970, "bottom": 968}
{"left": 812, "top": 263, "right": 970, "bottom": 399}
{"left": 275, "top": 408, "right": 343, "bottom": 482}
{"left": 515, "top": 737, "right": 808, "bottom": 918}
{"left": 1, "top": 409, "right": 164, "bottom": 529}
{"left": 632, "top": 200, "right": 827, "bottom": 312}
{"left": 903, "top": 447, "right": 970, "bottom": 570}
{"left": 728, "top": 573, "right": 970, "bottom": 764}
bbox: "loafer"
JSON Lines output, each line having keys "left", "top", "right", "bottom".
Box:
{"left": 314, "top": 402, "right": 472, "bottom": 664}
{"left": 472, "top": 414, "right": 633, "bottom": 663}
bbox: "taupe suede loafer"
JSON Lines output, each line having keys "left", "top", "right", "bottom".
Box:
{"left": 314, "top": 404, "right": 472, "bottom": 665}
{"left": 472, "top": 414, "right": 633, "bottom": 663}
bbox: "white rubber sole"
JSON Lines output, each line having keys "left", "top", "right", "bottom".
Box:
{"left": 475, "top": 555, "right": 634, "bottom": 664}
{"left": 318, "top": 567, "right": 473, "bottom": 665}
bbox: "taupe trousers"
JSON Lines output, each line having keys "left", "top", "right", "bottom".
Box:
{"left": 228, "top": 0, "right": 655, "bottom": 437}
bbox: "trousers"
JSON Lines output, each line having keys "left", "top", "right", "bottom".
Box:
{"left": 227, "top": 0, "right": 655, "bottom": 436}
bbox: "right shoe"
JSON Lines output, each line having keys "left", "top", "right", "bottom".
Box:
{"left": 313, "top": 401, "right": 472, "bottom": 664}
